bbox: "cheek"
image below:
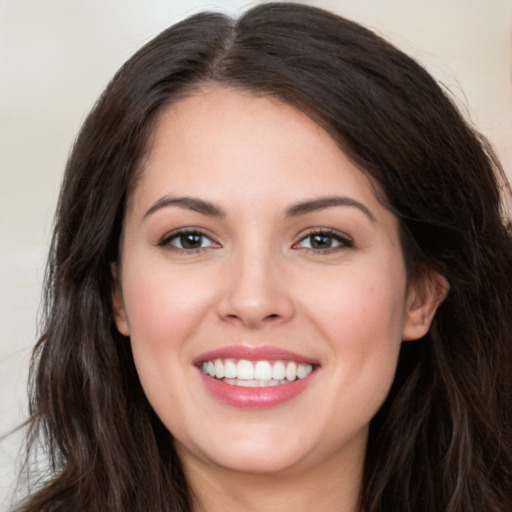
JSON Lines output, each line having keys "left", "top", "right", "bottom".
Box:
{"left": 299, "top": 263, "right": 406, "bottom": 407}
{"left": 122, "top": 259, "right": 215, "bottom": 344}
{"left": 303, "top": 264, "right": 406, "bottom": 345}
{"left": 119, "top": 260, "right": 216, "bottom": 434}
{"left": 119, "top": 259, "right": 217, "bottom": 407}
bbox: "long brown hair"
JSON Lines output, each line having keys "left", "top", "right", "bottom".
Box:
{"left": 15, "top": 3, "right": 512, "bottom": 511}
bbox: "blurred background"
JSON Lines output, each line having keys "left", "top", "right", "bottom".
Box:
{"left": 1, "top": 0, "right": 511, "bottom": 508}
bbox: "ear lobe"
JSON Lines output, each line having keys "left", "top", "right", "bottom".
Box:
{"left": 402, "top": 270, "right": 449, "bottom": 341}
{"left": 111, "top": 265, "right": 130, "bottom": 336}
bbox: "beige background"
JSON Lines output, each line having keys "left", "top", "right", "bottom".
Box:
{"left": 1, "top": 0, "right": 511, "bottom": 508}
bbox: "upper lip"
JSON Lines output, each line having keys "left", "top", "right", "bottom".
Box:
{"left": 193, "top": 345, "right": 320, "bottom": 365}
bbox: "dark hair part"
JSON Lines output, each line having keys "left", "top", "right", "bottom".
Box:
{"left": 16, "top": 3, "right": 512, "bottom": 511}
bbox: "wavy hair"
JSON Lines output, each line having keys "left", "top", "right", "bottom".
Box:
{"left": 16, "top": 3, "right": 512, "bottom": 511}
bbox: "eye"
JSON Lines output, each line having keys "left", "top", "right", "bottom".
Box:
{"left": 159, "top": 230, "right": 220, "bottom": 251}
{"left": 294, "top": 230, "right": 353, "bottom": 252}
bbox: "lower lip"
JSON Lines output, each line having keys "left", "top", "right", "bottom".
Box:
{"left": 198, "top": 369, "right": 316, "bottom": 409}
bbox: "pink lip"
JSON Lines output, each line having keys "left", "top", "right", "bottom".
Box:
{"left": 193, "top": 345, "right": 319, "bottom": 409}
{"left": 193, "top": 345, "right": 319, "bottom": 365}
{"left": 197, "top": 369, "right": 317, "bottom": 409}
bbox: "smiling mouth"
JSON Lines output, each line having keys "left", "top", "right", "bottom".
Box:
{"left": 199, "top": 358, "right": 314, "bottom": 388}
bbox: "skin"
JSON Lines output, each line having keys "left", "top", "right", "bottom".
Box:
{"left": 113, "top": 87, "right": 446, "bottom": 512}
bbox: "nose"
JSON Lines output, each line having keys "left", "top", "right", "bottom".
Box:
{"left": 216, "top": 249, "right": 295, "bottom": 329}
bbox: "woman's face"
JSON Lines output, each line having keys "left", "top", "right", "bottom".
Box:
{"left": 114, "top": 87, "right": 437, "bottom": 480}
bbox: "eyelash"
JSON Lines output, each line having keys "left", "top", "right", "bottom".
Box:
{"left": 293, "top": 229, "right": 354, "bottom": 253}
{"left": 158, "top": 228, "right": 353, "bottom": 254}
{"left": 158, "top": 229, "right": 220, "bottom": 253}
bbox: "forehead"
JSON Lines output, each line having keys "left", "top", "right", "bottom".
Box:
{"left": 130, "top": 87, "right": 383, "bottom": 214}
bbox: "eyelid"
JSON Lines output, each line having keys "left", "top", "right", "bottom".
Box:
{"left": 156, "top": 227, "right": 353, "bottom": 254}
{"left": 158, "top": 227, "right": 221, "bottom": 251}
{"left": 292, "top": 228, "right": 354, "bottom": 252}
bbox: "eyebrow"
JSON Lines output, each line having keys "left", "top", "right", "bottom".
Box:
{"left": 285, "top": 196, "right": 376, "bottom": 222}
{"left": 143, "top": 195, "right": 226, "bottom": 219}
{"left": 143, "top": 194, "right": 375, "bottom": 222}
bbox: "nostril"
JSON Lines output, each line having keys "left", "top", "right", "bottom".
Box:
{"left": 217, "top": 290, "right": 295, "bottom": 327}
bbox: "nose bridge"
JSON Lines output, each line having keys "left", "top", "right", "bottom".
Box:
{"left": 217, "top": 236, "right": 294, "bottom": 327}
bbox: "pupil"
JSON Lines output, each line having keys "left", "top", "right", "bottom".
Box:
{"left": 311, "top": 234, "right": 332, "bottom": 249}
{"left": 181, "top": 234, "right": 202, "bottom": 248}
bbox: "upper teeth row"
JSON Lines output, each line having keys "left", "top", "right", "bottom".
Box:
{"left": 201, "top": 359, "right": 314, "bottom": 381}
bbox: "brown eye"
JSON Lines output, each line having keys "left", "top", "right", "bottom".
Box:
{"left": 160, "top": 230, "right": 219, "bottom": 251}
{"left": 295, "top": 230, "right": 353, "bottom": 251}
{"left": 177, "top": 233, "right": 204, "bottom": 249}
{"left": 309, "top": 234, "right": 336, "bottom": 249}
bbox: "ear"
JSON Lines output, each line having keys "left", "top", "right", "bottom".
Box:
{"left": 111, "top": 264, "right": 130, "bottom": 336}
{"left": 402, "top": 270, "right": 449, "bottom": 341}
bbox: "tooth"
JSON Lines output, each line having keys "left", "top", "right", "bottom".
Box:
{"left": 201, "top": 358, "right": 313, "bottom": 383}
{"left": 286, "top": 362, "right": 297, "bottom": 381}
{"left": 254, "top": 361, "right": 272, "bottom": 380}
{"left": 272, "top": 361, "right": 286, "bottom": 380}
{"left": 237, "top": 359, "right": 254, "bottom": 380}
{"left": 214, "top": 359, "right": 225, "bottom": 379}
{"left": 236, "top": 379, "right": 258, "bottom": 387}
{"left": 297, "top": 363, "right": 307, "bottom": 379}
{"left": 224, "top": 359, "right": 237, "bottom": 378}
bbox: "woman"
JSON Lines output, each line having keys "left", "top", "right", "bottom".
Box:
{"left": 16, "top": 3, "right": 512, "bottom": 511}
